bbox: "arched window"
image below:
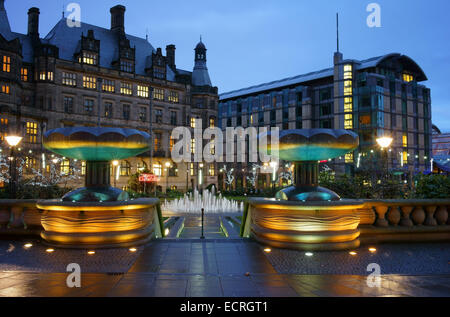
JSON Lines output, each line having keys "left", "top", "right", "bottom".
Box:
{"left": 60, "top": 159, "right": 72, "bottom": 175}
{"left": 120, "top": 161, "right": 131, "bottom": 176}
{"left": 137, "top": 161, "right": 148, "bottom": 172}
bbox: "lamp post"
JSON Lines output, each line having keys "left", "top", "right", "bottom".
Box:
{"left": 5, "top": 136, "right": 23, "bottom": 199}
{"left": 165, "top": 161, "right": 171, "bottom": 193}
{"left": 376, "top": 136, "right": 393, "bottom": 178}
{"left": 270, "top": 161, "right": 278, "bottom": 194}
{"left": 199, "top": 163, "right": 204, "bottom": 194}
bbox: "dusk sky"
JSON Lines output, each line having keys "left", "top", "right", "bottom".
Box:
{"left": 5, "top": 0, "right": 450, "bottom": 131}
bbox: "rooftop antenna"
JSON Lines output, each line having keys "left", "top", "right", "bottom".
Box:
{"left": 200, "top": 35, "right": 202, "bottom": 42}
{"left": 62, "top": 3, "right": 65, "bottom": 18}
{"left": 336, "top": 13, "right": 340, "bottom": 53}
{"left": 146, "top": 28, "right": 149, "bottom": 41}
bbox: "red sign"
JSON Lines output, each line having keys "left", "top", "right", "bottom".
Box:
{"left": 139, "top": 174, "right": 159, "bottom": 183}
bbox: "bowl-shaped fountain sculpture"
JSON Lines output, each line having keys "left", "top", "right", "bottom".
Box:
{"left": 243, "top": 129, "right": 363, "bottom": 251}
{"left": 43, "top": 127, "right": 150, "bottom": 202}
{"left": 263, "top": 129, "right": 359, "bottom": 202}
{"left": 37, "top": 127, "right": 163, "bottom": 248}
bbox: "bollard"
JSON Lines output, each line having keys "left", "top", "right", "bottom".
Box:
{"left": 201, "top": 208, "right": 205, "bottom": 239}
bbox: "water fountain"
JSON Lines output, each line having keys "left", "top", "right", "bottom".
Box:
{"left": 36, "top": 127, "right": 163, "bottom": 248}
{"left": 242, "top": 129, "right": 365, "bottom": 251}
{"left": 162, "top": 187, "right": 243, "bottom": 215}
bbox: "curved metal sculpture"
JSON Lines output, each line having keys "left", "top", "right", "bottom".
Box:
{"left": 43, "top": 127, "right": 150, "bottom": 202}
{"left": 261, "top": 129, "right": 359, "bottom": 202}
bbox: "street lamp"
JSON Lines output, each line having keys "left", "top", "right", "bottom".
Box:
{"left": 5, "top": 135, "right": 23, "bottom": 199}
{"left": 165, "top": 161, "right": 172, "bottom": 193}
{"left": 199, "top": 163, "right": 204, "bottom": 193}
{"left": 270, "top": 161, "right": 278, "bottom": 193}
{"left": 112, "top": 160, "right": 119, "bottom": 188}
{"left": 376, "top": 136, "right": 393, "bottom": 178}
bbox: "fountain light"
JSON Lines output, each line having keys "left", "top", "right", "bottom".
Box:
{"left": 87, "top": 250, "right": 96, "bottom": 255}
{"left": 305, "top": 252, "right": 314, "bottom": 257}
{"left": 264, "top": 248, "right": 272, "bottom": 253}
{"left": 369, "top": 247, "right": 377, "bottom": 253}
{"left": 46, "top": 248, "right": 55, "bottom": 253}
{"left": 24, "top": 243, "right": 33, "bottom": 249}
{"left": 129, "top": 247, "right": 137, "bottom": 252}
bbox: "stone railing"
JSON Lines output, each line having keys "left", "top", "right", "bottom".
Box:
{"left": 0, "top": 200, "right": 43, "bottom": 235}
{"left": 357, "top": 199, "right": 450, "bottom": 244}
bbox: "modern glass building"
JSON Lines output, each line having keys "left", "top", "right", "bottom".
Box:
{"left": 218, "top": 51, "right": 432, "bottom": 187}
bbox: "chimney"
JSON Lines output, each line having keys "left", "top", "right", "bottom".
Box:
{"left": 166, "top": 45, "right": 176, "bottom": 70}
{"left": 27, "top": 7, "right": 40, "bottom": 38}
{"left": 110, "top": 5, "right": 125, "bottom": 34}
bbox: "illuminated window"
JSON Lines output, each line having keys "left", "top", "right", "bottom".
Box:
{"left": 62, "top": 72, "right": 77, "bottom": 86}
{"left": 79, "top": 52, "right": 97, "bottom": 65}
{"left": 0, "top": 117, "right": 8, "bottom": 141}
{"left": 343, "top": 64, "right": 353, "bottom": 130}
{"left": 84, "top": 99, "right": 94, "bottom": 113}
{"left": 120, "top": 82, "right": 132, "bottom": 95}
{"left": 191, "top": 138, "right": 196, "bottom": 154}
{"left": 345, "top": 153, "right": 354, "bottom": 163}
{"left": 137, "top": 85, "right": 149, "bottom": 98}
{"left": 40, "top": 71, "right": 54, "bottom": 81}
{"left": 190, "top": 163, "right": 195, "bottom": 176}
{"left": 60, "top": 159, "right": 72, "bottom": 175}
{"left": 402, "top": 151, "right": 408, "bottom": 164}
{"left": 25, "top": 157, "right": 37, "bottom": 172}
{"left": 208, "top": 164, "right": 215, "bottom": 176}
{"left": 168, "top": 91, "right": 179, "bottom": 103}
{"left": 120, "top": 161, "right": 131, "bottom": 176}
{"left": 83, "top": 76, "right": 96, "bottom": 89}
{"left": 21, "top": 68, "right": 28, "bottom": 81}
{"left": 102, "top": 79, "right": 115, "bottom": 92}
{"left": 402, "top": 134, "right": 408, "bottom": 148}
{"left": 169, "top": 136, "right": 175, "bottom": 152}
{"left": 153, "top": 88, "right": 164, "bottom": 100}
{"left": 2, "top": 56, "right": 11, "bottom": 72}
{"left": 1, "top": 84, "right": 10, "bottom": 94}
{"left": 209, "top": 117, "right": 215, "bottom": 128}
{"left": 403, "top": 74, "right": 414, "bottom": 82}
{"left": 343, "top": 64, "right": 353, "bottom": 79}
{"left": 359, "top": 115, "right": 371, "bottom": 126}
{"left": 26, "top": 122, "right": 38, "bottom": 143}
{"left": 209, "top": 139, "right": 215, "bottom": 155}
{"left": 153, "top": 163, "right": 162, "bottom": 176}
{"left": 81, "top": 161, "right": 86, "bottom": 175}
{"left": 190, "top": 117, "right": 197, "bottom": 128}
{"left": 344, "top": 114, "right": 353, "bottom": 130}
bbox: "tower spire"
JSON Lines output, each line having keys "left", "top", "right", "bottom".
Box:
{"left": 336, "top": 13, "right": 340, "bottom": 53}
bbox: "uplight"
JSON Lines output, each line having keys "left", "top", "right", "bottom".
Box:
{"left": 87, "top": 251, "right": 96, "bottom": 255}
{"left": 305, "top": 252, "right": 314, "bottom": 257}
{"left": 264, "top": 248, "right": 272, "bottom": 253}
{"left": 369, "top": 247, "right": 377, "bottom": 253}
{"left": 164, "top": 228, "right": 170, "bottom": 236}
{"left": 349, "top": 251, "right": 357, "bottom": 256}
{"left": 129, "top": 247, "right": 137, "bottom": 253}
{"left": 46, "top": 248, "right": 55, "bottom": 253}
{"left": 24, "top": 243, "right": 33, "bottom": 249}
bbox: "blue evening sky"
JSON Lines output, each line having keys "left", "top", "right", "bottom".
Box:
{"left": 5, "top": 0, "right": 450, "bottom": 131}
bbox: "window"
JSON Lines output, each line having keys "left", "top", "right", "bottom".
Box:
{"left": 403, "top": 74, "right": 414, "bottom": 82}
{"left": 79, "top": 52, "right": 97, "bottom": 65}
{"left": 153, "top": 163, "right": 162, "bottom": 176}
{"left": 170, "top": 111, "right": 177, "bottom": 125}
{"left": 40, "top": 71, "right": 54, "bottom": 81}
{"left": 208, "top": 164, "right": 215, "bottom": 176}
{"left": 26, "top": 122, "right": 38, "bottom": 144}
{"left": 169, "top": 136, "right": 175, "bottom": 152}
{"left": 359, "top": 114, "right": 371, "bottom": 126}
{"left": 104, "top": 102, "right": 113, "bottom": 118}
{"left": 320, "top": 120, "right": 332, "bottom": 129}
{"left": 345, "top": 153, "right": 354, "bottom": 163}
{"left": 1, "top": 84, "right": 10, "bottom": 94}
{"left": 60, "top": 159, "right": 72, "bottom": 175}
{"left": 137, "top": 85, "right": 149, "bottom": 98}
{"left": 102, "top": 79, "right": 115, "bottom": 93}
{"left": 139, "top": 107, "right": 147, "bottom": 122}
{"left": 123, "top": 104, "right": 130, "bottom": 120}
{"left": 120, "top": 60, "right": 134, "bottom": 73}
{"left": 153, "top": 68, "right": 165, "bottom": 79}
{"left": 154, "top": 133, "right": 162, "bottom": 152}
{"left": 190, "top": 163, "right": 195, "bottom": 176}
{"left": 344, "top": 114, "right": 353, "bottom": 130}
{"left": 343, "top": 64, "right": 353, "bottom": 130}
{"left": 190, "top": 117, "right": 197, "bottom": 128}
{"left": 25, "top": 157, "right": 37, "bottom": 173}
{"left": 0, "top": 117, "right": 8, "bottom": 141}
{"left": 81, "top": 161, "right": 86, "bottom": 175}
{"left": 191, "top": 138, "right": 196, "bottom": 154}
{"left": 209, "top": 117, "right": 215, "bottom": 128}
{"left": 62, "top": 72, "right": 77, "bottom": 86}
{"left": 2, "top": 56, "right": 10, "bottom": 72}
{"left": 64, "top": 96, "right": 74, "bottom": 113}
{"left": 402, "top": 134, "right": 408, "bottom": 148}
{"left": 84, "top": 99, "right": 94, "bottom": 113}
{"left": 153, "top": 88, "right": 164, "bottom": 100}
{"left": 120, "top": 82, "right": 132, "bottom": 95}
{"left": 120, "top": 161, "right": 131, "bottom": 176}
{"left": 169, "top": 163, "right": 178, "bottom": 177}
{"left": 168, "top": 91, "right": 179, "bottom": 103}
{"left": 320, "top": 103, "right": 332, "bottom": 116}
{"left": 155, "top": 109, "right": 163, "bottom": 124}
{"left": 21, "top": 68, "right": 28, "bottom": 81}
{"left": 83, "top": 76, "right": 96, "bottom": 89}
